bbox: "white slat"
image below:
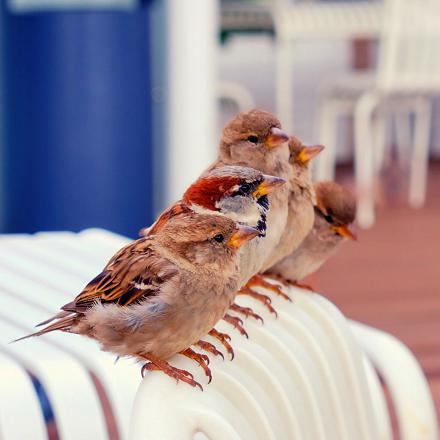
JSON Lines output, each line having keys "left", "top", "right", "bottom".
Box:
{"left": 0, "top": 318, "right": 107, "bottom": 440}
{"left": 351, "top": 321, "right": 439, "bottom": 440}
{"left": 0, "top": 239, "right": 139, "bottom": 440}
{"left": 130, "top": 288, "right": 381, "bottom": 440}
{"left": 0, "top": 352, "right": 47, "bottom": 440}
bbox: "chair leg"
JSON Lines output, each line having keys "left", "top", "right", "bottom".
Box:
{"left": 409, "top": 97, "right": 431, "bottom": 208}
{"left": 394, "top": 109, "right": 413, "bottom": 169}
{"left": 316, "top": 99, "right": 339, "bottom": 181}
{"left": 354, "top": 92, "right": 380, "bottom": 229}
{"left": 372, "top": 110, "right": 388, "bottom": 173}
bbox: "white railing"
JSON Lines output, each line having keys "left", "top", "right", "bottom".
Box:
{"left": 0, "top": 229, "right": 437, "bottom": 439}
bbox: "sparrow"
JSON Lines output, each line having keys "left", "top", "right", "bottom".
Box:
{"left": 205, "top": 109, "right": 293, "bottom": 308}
{"left": 263, "top": 136, "right": 324, "bottom": 273}
{"left": 16, "top": 214, "right": 260, "bottom": 390}
{"left": 266, "top": 181, "right": 356, "bottom": 288}
{"left": 141, "top": 165, "right": 284, "bottom": 241}
{"left": 141, "top": 165, "right": 286, "bottom": 354}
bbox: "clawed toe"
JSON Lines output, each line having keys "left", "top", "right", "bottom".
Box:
{"left": 138, "top": 353, "right": 203, "bottom": 390}
{"left": 248, "top": 274, "right": 292, "bottom": 302}
{"left": 180, "top": 348, "right": 212, "bottom": 383}
{"left": 223, "top": 313, "right": 249, "bottom": 339}
{"left": 238, "top": 287, "right": 278, "bottom": 317}
{"left": 230, "top": 303, "right": 264, "bottom": 324}
{"left": 209, "top": 328, "right": 235, "bottom": 360}
{"left": 290, "top": 280, "right": 313, "bottom": 291}
{"left": 196, "top": 340, "right": 225, "bottom": 360}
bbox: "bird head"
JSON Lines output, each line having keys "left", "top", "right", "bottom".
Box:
{"left": 158, "top": 213, "right": 259, "bottom": 269}
{"left": 288, "top": 136, "right": 325, "bottom": 168}
{"left": 314, "top": 181, "right": 357, "bottom": 241}
{"left": 219, "top": 109, "right": 289, "bottom": 171}
{"left": 182, "top": 165, "right": 285, "bottom": 234}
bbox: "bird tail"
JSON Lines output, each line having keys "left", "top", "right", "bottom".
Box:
{"left": 12, "top": 313, "right": 78, "bottom": 343}
{"left": 36, "top": 310, "right": 71, "bottom": 327}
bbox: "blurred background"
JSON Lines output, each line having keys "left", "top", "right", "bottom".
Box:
{"left": 1, "top": 0, "right": 439, "bottom": 424}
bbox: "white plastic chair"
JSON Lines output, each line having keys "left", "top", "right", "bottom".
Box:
{"left": 0, "top": 229, "right": 438, "bottom": 439}
{"left": 131, "top": 287, "right": 439, "bottom": 440}
{"left": 315, "top": 0, "right": 440, "bottom": 228}
{"left": 272, "top": 0, "right": 383, "bottom": 136}
{"left": 0, "top": 230, "right": 137, "bottom": 440}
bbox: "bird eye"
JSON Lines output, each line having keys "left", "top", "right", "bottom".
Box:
{"left": 324, "top": 214, "right": 334, "bottom": 224}
{"left": 239, "top": 183, "right": 251, "bottom": 193}
{"left": 247, "top": 135, "right": 258, "bottom": 144}
{"left": 213, "top": 234, "right": 224, "bottom": 243}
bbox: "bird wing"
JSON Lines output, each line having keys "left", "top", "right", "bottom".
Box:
{"left": 63, "top": 238, "right": 178, "bottom": 312}
{"left": 145, "top": 202, "right": 192, "bottom": 236}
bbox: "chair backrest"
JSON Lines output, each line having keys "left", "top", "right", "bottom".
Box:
{"left": 377, "top": 0, "right": 440, "bottom": 92}
{"left": 0, "top": 230, "right": 438, "bottom": 440}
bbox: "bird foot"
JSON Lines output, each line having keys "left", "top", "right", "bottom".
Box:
{"left": 208, "top": 328, "right": 235, "bottom": 360}
{"left": 248, "top": 274, "right": 291, "bottom": 301}
{"left": 196, "top": 340, "right": 225, "bottom": 360}
{"left": 139, "top": 353, "right": 203, "bottom": 390}
{"left": 223, "top": 313, "right": 249, "bottom": 339}
{"left": 230, "top": 303, "right": 264, "bottom": 324}
{"left": 264, "top": 274, "right": 312, "bottom": 291}
{"left": 238, "top": 286, "right": 278, "bottom": 317}
{"left": 289, "top": 280, "right": 313, "bottom": 291}
{"left": 180, "top": 348, "right": 212, "bottom": 383}
{"left": 263, "top": 273, "right": 291, "bottom": 288}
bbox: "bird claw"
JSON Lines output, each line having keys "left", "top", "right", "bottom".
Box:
{"left": 141, "top": 361, "right": 156, "bottom": 378}
{"left": 230, "top": 303, "right": 264, "bottom": 324}
{"left": 142, "top": 363, "right": 194, "bottom": 380}
{"left": 200, "top": 353, "right": 210, "bottom": 365}
{"left": 196, "top": 340, "right": 225, "bottom": 361}
{"left": 289, "top": 280, "right": 313, "bottom": 291}
{"left": 139, "top": 354, "right": 202, "bottom": 390}
{"left": 180, "top": 348, "right": 212, "bottom": 383}
{"left": 222, "top": 333, "right": 231, "bottom": 342}
{"left": 179, "top": 369, "right": 195, "bottom": 380}
{"left": 223, "top": 313, "right": 249, "bottom": 339}
{"left": 238, "top": 286, "right": 279, "bottom": 317}
{"left": 247, "top": 274, "right": 292, "bottom": 302}
{"left": 209, "top": 328, "right": 235, "bottom": 360}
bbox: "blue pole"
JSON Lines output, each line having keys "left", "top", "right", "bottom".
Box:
{"left": 1, "top": 2, "right": 154, "bottom": 237}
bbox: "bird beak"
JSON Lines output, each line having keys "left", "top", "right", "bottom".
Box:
{"left": 227, "top": 225, "right": 260, "bottom": 248}
{"left": 296, "top": 145, "right": 325, "bottom": 165}
{"left": 264, "top": 127, "right": 289, "bottom": 149}
{"left": 331, "top": 225, "right": 357, "bottom": 241}
{"left": 253, "top": 175, "right": 286, "bottom": 198}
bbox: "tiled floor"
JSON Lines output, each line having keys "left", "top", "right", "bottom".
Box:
{"left": 310, "top": 162, "right": 440, "bottom": 423}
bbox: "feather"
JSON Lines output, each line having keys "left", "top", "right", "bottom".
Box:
{"left": 148, "top": 203, "right": 192, "bottom": 235}
{"left": 36, "top": 310, "right": 71, "bottom": 327}
{"left": 182, "top": 176, "right": 240, "bottom": 210}
{"left": 60, "top": 241, "right": 177, "bottom": 313}
{"left": 13, "top": 314, "right": 77, "bottom": 342}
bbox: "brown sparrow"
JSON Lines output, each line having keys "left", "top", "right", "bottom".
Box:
{"left": 205, "top": 109, "right": 294, "bottom": 308}
{"left": 141, "top": 165, "right": 285, "bottom": 354}
{"left": 267, "top": 181, "right": 356, "bottom": 289}
{"left": 263, "top": 136, "right": 324, "bottom": 273}
{"left": 141, "top": 165, "right": 284, "bottom": 241}
{"left": 16, "top": 214, "right": 259, "bottom": 390}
